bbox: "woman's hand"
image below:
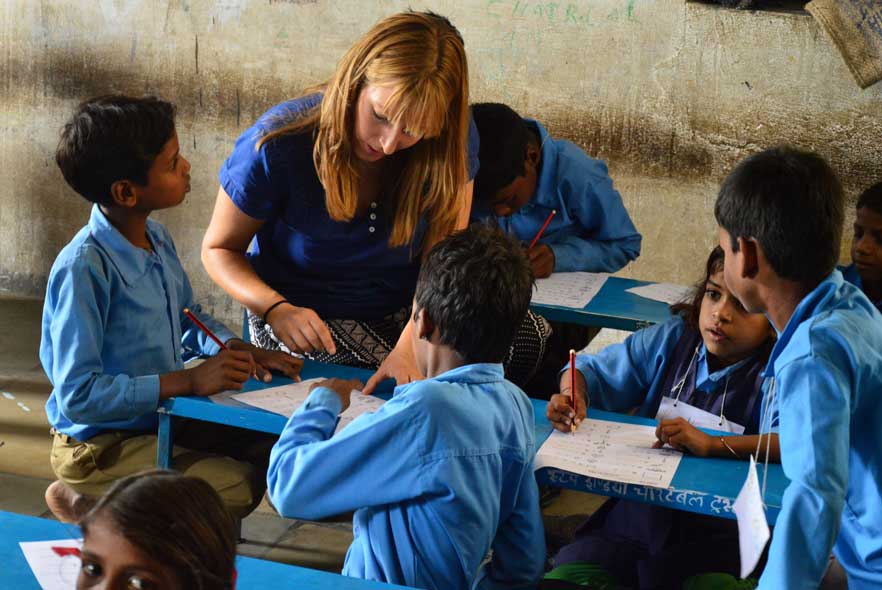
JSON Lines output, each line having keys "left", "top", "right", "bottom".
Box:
{"left": 266, "top": 303, "right": 337, "bottom": 355}
{"left": 363, "top": 340, "right": 424, "bottom": 395}
{"left": 652, "top": 417, "right": 715, "bottom": 456}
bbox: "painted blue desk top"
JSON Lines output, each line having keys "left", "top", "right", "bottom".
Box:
{"left": 531, "top": 276, "right": 672, "bottom": 330}
{"left": 0, "top": 511, "right": 410, "bottom": 589}
{"left": 159, "top": 360, "right": 787, "bottom": 523}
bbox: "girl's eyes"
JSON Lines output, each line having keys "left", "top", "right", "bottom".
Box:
{"left": 82, "top": 561, "right": 102, "bottom": 578}
{"left": 126, "top": 575, "right": 158, "bottom": 590}
{"left": 704, "top": 288, "right": 721, "bottom": 301}
{"left": 372, "top": 109, "right": 388, "bottom": 123}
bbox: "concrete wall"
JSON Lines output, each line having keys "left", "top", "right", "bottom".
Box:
{"left": 2, "top": 0, "right": 880, "bottom": 326}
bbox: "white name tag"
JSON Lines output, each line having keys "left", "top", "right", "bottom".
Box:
{"left": 734, "top": 455, "right": 771, "bottom": 578}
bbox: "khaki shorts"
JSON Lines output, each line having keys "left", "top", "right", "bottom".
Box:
{"left": 50, "top": 421, "right": 275, "bottom": 519}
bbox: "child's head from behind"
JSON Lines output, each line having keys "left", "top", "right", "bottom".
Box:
{"left": 77, "top": 470, "right": 237, "bottom": 590}
{"left": 852, "top": 181, "right": 882, "bottom": 285}
{"left": 714, "top": 146, "right": 844, "bottom": 312}
{"left": 56, "top": 95, "right": 190, "bottom": 211}
{"left": 472, "top": 103, "right": 540, "bottom": 217}
{"left": 674, "top": 247, "right": 773, "bottom": 368}
{"left": 412, "top": 223, "right": 533, "bottom": 371}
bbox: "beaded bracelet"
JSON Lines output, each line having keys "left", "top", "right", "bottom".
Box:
{"left": 262, "top": 299, "right": 291, "bottom": 323}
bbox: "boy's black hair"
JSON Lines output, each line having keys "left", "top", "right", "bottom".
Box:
{"left": 857, "top": 181, "right": 882, "bottom": 216}
{"left": 55, "top": 95, "right": 176, "bottom": 205}
{"left": 414, "top": 223, "right": 534, "bottom": 364}
{"left": 714, "top": 146, "right": 844, "bottom": 287}
{"left": 471, "top": 103, "right": 533, "bottom": 205}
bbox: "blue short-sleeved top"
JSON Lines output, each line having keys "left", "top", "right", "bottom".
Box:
{"left": 219, "top": 94, "right": 480, "bottom": 320}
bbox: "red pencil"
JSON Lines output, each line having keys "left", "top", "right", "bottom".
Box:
{"left": 569, "top": 349, "right": 576, "bottom": 434}
{"left": 183, "top": 307, "right": 228, "bottom": 350}
{"left": 528, "top": 209, "right": 557, "bottom": 250}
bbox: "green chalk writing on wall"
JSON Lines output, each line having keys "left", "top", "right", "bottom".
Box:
{"left": 485, "top": 0, "right": 639, "bottom": 26}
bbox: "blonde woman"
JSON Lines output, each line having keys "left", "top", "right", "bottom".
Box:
{"left": 203, "top": 11, "right": 549, "bottom": 390}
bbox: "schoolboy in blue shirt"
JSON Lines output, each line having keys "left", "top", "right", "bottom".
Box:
{"left": 715, "top": 146, "right": 882, "bottom": 589}
{"left": 470, "top": 102, "right": 641, "bottom": 279}
{"left": 42, "top": 95, "right": 302, "bottom": 523}
{"left": 841, "top": 180, "right": 882, "bottom": 312}
{"left": 267, "top": 224, "right": 545, "bottom": 590}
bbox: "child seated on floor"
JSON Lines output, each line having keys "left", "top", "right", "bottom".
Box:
{"left": 713, "top": 146, "right": 882, "bottom": 589}
{"left": 841, "top": 180, "right": 882, "bottom": 311}
{"left": 266, "top": 224, "right": 545, "bottom": 590}
{"left": 41, "top": 95, "right": 302, "bottom": 523}
{"left": 76, "top": 470, "right": 237, "bottom": 590}
{"left": 545, "top": 245, "right": 778, "bottom": 589}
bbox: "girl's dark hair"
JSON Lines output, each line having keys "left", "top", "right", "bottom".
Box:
{"left": 857, "top": 181, "right": 882, "bottom": 215}
{"left": 670, "top": 246, "right": 726, "bottom": 330}
{"left": 79, "top": 470, "right": 237, "bottom": 590}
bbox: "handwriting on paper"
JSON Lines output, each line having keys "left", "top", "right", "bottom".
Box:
{"left": 532, "top": 272, "right": 609, "bottom": 309}
{"left": 535, "top": 418, "right": 682, "bottom": 488}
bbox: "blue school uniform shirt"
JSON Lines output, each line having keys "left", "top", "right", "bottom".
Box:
{"left": 219, "top": 94, "right": 481, "bottom": 321}
{"left": 267, "top": 363, "right": 545, "bottom": 590}
{"left": 475, "top": 120, "right": 641, "bottom": 273}
{"left": 40, "top": 205, "right": 236, "bottom": 441}
{"left": 573, "top": 315, "right": 769, "bottom": 431}
{"left": 840, "top": 263, "right": 882, "bottom": 312}
{"left": 756, "top": 271, "right": 882, "bottom": 590}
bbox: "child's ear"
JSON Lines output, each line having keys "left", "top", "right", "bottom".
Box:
{"left": 109, "top": 180, "right": 138, "bottom": 208}
{"left": 414, "top": 307, "right": 436, "bottom": 341}
{"left": 738, "top": 237, "right": 760, "bottom": 279}
{"left": 525, "top": 143, "right": 540, "bottom": 169}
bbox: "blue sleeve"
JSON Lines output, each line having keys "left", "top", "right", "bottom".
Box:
{"left": 548, "top": 158, "right": 641, "bottom": 273}
{"left": 218, "top": 126, "right": 285, "bottom": 221}
{"left": 267, "top": 388, "right": 427, "bottom": 520}
{"left": 467, "top": 113, "right": 480, "bottom": 181}
{"left": 41, "top": 254, "right": 160, "bottom": 425}
{"left": 477, "top": 459, "right": 545, "bottom": 589}
{"left": 575, "top": 318, "right": 684, "bottom": 412}
{"left": 758, "top": 356, "right": 850, "bottom": 589}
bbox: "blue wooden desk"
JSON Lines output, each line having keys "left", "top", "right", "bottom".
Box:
{"left": 157, "top": 363, "right": 787, "bottom": 524}
{"left": 530, "top": 276, "right": 672, "bottom": 331}
{"left": 0, "top": 511, "right": 410, "bottom": 589}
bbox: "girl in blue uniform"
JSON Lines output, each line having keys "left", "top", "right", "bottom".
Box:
{"left": 544, "top": 246, "right": 778, "bottom": 589}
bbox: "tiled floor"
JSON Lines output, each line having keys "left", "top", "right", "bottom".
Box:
{"left": 0, "top": 296, "right": 623, "bottom": 573}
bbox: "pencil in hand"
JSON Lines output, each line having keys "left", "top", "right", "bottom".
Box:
{"left": 528, "top": 209, "right": 557, "bottom": 250}
{"left": 183, "top": 308, "right": 228, "bottom": 350}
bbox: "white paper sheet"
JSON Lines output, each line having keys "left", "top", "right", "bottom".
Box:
{"left": 535, "top": 418, "right": 682, "bottom": 488}
{"left": 734, "top": 455, "right": 771, "bottom": 578}
{"left": 532, "top": 272, "right": 608, "bottom": 309}
{"left": 230, "top": 379, "right": 385, "bottom": 434}
{"left": 626, "top": 283, "right": 692, "bottom": 305}
{"left": 19, "top": 539, "right": 82, "bottom": 590}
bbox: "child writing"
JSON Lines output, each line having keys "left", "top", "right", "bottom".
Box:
{"left": 470, "top": 102, "right": 641, "bottom": 279}
{"left": 842, "top": 180, "right": 882, "bottom": 312}
{"left": 266, "top": 224, "right": 545, "bottom": 590}
{"left": 545, "top": 245, "right": 778, "bottom": 589}
{"left": 713, "top": 146, "right": 882, "bottom": 589}
{"left": 77, "top": 470, "right": 237, "bottom": 590}
{"left": 41, "top": 95, "right": 302, "bottom": 523}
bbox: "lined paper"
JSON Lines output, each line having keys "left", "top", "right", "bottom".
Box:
{"left": 532, "top": 272, "right": 609, "bottom": 309}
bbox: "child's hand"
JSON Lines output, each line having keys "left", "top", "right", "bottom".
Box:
{"left": 527, "top": 244, "right": 555, "bottom": 278}
{"left": 188, "top": 349, "right": 254, "bottom": 396}
{"left": 546, "top": 369, "right": 588, "bottom": 432}
{"left": 227, "top": 340, "right": 303, "bottom": 383}
{"left": 652, "top": 417, "right": 714, "bottom": 456}
{"left": 310, "top": 378, "right": 364, "bottom": 412}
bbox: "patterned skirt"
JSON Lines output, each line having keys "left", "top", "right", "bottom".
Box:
{"left": 247, "top": 307, "right": 551, "bottom": 387}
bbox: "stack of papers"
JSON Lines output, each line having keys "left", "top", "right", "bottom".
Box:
{"left": 626, "top": 283, "right": 691, "bottom": 305}
{"left": 535, "top": 419, "right": 682, "bottom": 488}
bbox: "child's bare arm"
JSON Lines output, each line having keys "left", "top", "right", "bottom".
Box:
{"left": 653, "top": 417, "right": 780, "bottom": 462}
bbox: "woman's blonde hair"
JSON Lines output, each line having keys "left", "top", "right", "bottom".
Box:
{"left": 259, "top": 11, "right": 470, "bottom": 250}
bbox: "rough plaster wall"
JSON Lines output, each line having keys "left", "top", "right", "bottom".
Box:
{"left": 2, "top": 0, "right": 880, "bottom": 326}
